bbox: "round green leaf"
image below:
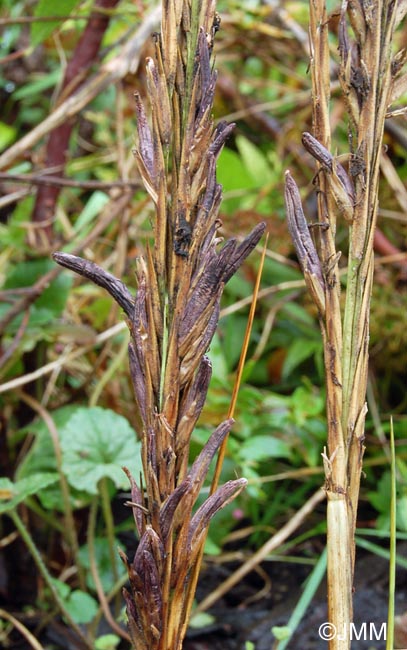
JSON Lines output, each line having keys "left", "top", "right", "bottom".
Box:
{"left": 60, "top": 407, "right": 141, "bottom": 494}
{"left": 95, "top": 634, "right": 121, "bottom": 650}
{"left": 50, "top": 578, "right": 71, "bottom": 600}
{"left": 16, "top": 405, "right": 91, "bottom": 511}
{"left": 65, "top": 590, "right": 98, "bottom": 624}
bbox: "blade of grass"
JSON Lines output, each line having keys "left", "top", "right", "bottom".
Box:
{"left": 386, "top": 417, "right": 396, "bottom": 650}
{"left": 354, "top": 537, "right": 407, "bottom": 571}
{"left": 9, "top": 510, "right": 93, "bottom": 650}
{"left": 274, "top": 546, "right": 327, "bottom": 650}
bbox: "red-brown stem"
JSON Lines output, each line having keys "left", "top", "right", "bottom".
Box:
{"left": 31, "top": 0, "right": 120, "bottom": 244}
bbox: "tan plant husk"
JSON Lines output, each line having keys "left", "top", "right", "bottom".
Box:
{"left": 285, "top": 2, "right": 404, "bottom": 648}
{"left": 53, "top": 1, "right": 265, "bottom": 649}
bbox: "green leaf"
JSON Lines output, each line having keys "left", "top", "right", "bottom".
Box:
{"left": 0, "top": 473, "right": 59, "bottom": 513}
{"left": 0, "top": 196, "right": 33, "bottom": 250}
{"left": 13, "top": 69, "right": 61, "bottom": 100}
{"left": 241, "top": 465, "right": 266, "bottom": 501}
{"left": 49, "top": 579, "right": 98, "bottom": 624}
{"left": 3, "top": 259, "right": 72, "bottom": 333}
{"left": 60, "top": 407, "right": 141, "bottom": 494}
{"left": 368, "top": 472, "right": 391, "bottom": 514}
{"left": 282, "top": 301, "right": 317, "bottom": 327}
{"left": 207, "top": 332, "right": 230, "bottom": 388}
{"left": 222, "top": 315, "right": 247, "bottom": 370}
{"left": 17, "top": 405, "right": 141, "bottom": 509}
{"left": 217, "top": 147, "right": 258, "bottom": 191}
{"left": 79, "top": 295, "right": 112, "bottom": 329}
{"left": 0, "top": 121, "right": 17, "bottom": 151}
{"left": 31, "top": 0, "right": 79, "bottom": 46}
{"left": 238, "top": 435, "right": 292, "bottom": 463}
{"left": 95, "top": 634, "right": 121, "bottom": 650}
{"left": 50, "top": 577, "right": 71, "bottom": 600}
{"left": 16, "top": 405, "right": 88, "bottom": 511}
{"left": 78, "top": 537, "right": 125, "bottom": 592}
{"left": 217, "top": 146, "right": 259, "bottom": 214}
{"left": 189, "top": 612, "right": 216, "bottom": 629}
{"left": 272, "top": 626, "right": 292, "bottom": 641}
{"left": 396, "top": 495, "right": 407, "bottom": 532}
{"left": 282, "top": 339, "right": 321, "bottom": 379}
{"left": 291, "top": 386, "right": 324, "bottom": 421}
{"left": 65, "top": 590, "right": 98, "bottom": 624}
{"left": 17, "top": 405, "right": 78, "bottom": 472}
{"left": 203, "top": 536, "right": 221, "bottom": 556}
{"left": 74, "top": 191, "right": 109, "bottom": 232}
{"left": 236, "top": 135, "right": 273, "bottom": 185}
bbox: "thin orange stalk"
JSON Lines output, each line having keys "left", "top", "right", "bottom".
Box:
{"left": 181, "top": 232, "right": 268, "bottom": 636}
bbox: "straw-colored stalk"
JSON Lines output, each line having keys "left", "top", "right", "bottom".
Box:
{"left": 54, "top": 1, "right": 265, "bottom": 649}
{"left": 285, "top": 2, "right": 405, "bottom": 648}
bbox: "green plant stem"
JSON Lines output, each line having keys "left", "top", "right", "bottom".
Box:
{"left": 182, "top": 0, "right": 200, "bottom": 138}
{"left": 18, "top": 390, "right": 86, "bottom": 591}
{"left": 98, "top": 478, "right": 119, "bottom": 587}
{"left": 275, "top": 546, "right": 327, "bottom": 650}
{"left": 159, "top": 295, "right": 169, "bottom": 410}
{"left": 9, "top": 509, "right": 93, "bottom": 650}
{"left": 87, "top": 496, "right": 130, "bottom": 642}
{"left": 25, "top": 496, "right": 64, "bottom": 533}
{"left": 87, "top": 497, "right": 130, "bottom": 643}
{"left": 386, "top": 418, "right": 396, "bottom": 650}
{"left": 56, "top": 465, "right": 86, "bottom": 590}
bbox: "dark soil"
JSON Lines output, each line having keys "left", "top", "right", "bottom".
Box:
{"left": 184, "top": 543, "right": 407, "bottom": 650}
{"left": 2, "top": 536, "right": 406, "bottom": 649}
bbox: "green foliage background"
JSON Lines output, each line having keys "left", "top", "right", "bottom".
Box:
{"left": 0, "top": 0, "right": 406, "bottom": 638}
